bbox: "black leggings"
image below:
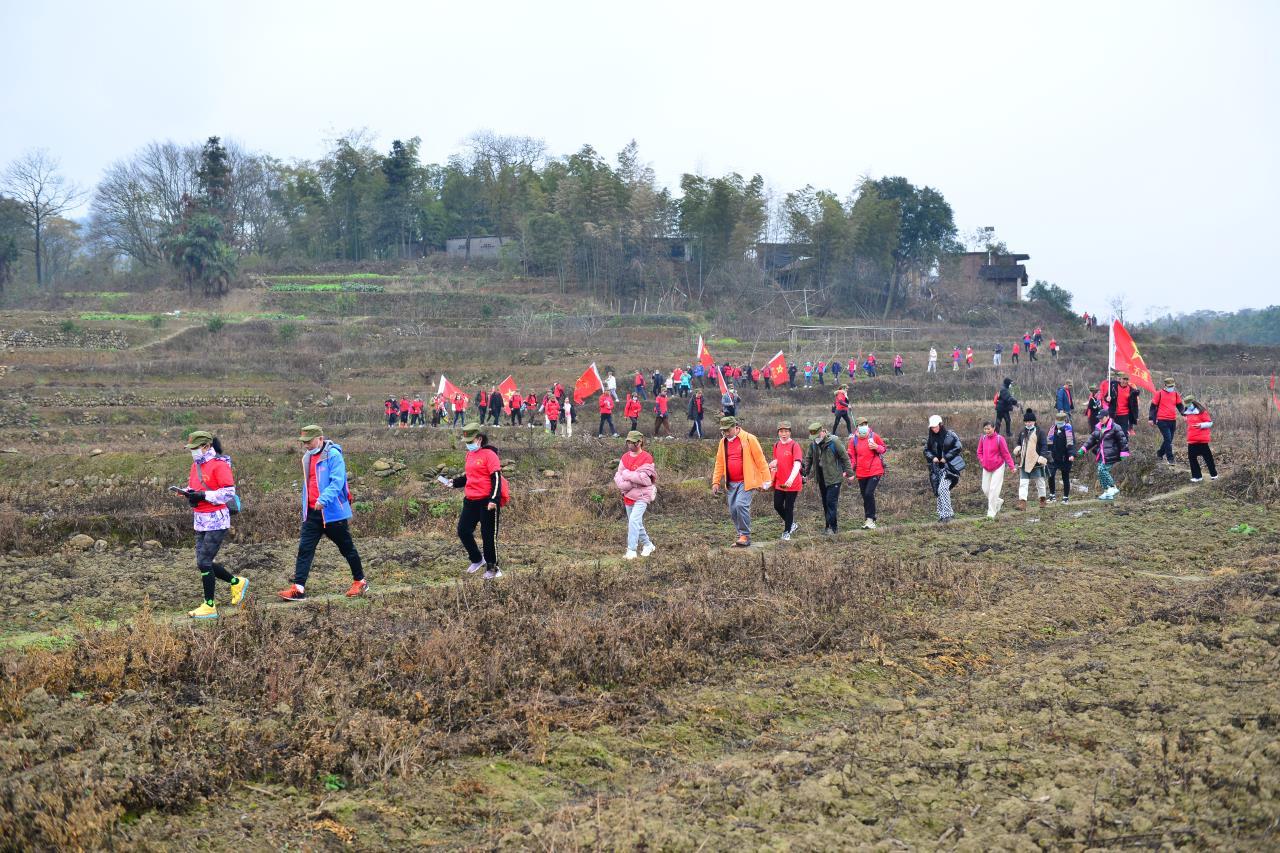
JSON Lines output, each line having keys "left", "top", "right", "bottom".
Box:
{"left": 773, "top": 488, "right": 797, "bottom": 532}
{"left": 996, "top": 409, "right": 1012, "bottom": 436}
{"left": 1189, "top": 444, "right": 1217, "bottom": 479}
{"left": 832, "top": 410, "right": 852, "bottom": 435}
{"left": 195, "top": 528, "right": 235, "bottom": 602}
{"left": 858, "top": 476, "right": 880, "bottom": 520}
{"left": 458, "top": 498, "right": 500, "bottom": 567}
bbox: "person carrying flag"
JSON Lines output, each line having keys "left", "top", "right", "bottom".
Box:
{"left": 1106, "top": 373, "right": 1140, "bottom": 433}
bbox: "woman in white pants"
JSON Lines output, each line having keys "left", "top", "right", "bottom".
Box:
{"left": 613, "top": 430, "right": 657, "bottom": 559}
{"left": 976, "top": 422, "right": 1015, "bottom": 518}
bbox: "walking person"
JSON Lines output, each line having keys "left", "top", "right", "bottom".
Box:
{"left": 965, "top": 346, "right": 974, "bottom": 369}
{"left": 598, "top": 391, "right": 618, "bottom": 437}
{"left": 1085, "top": 384, "right": 1104, "bottom": 432}
{"left": 543, "top": 393, "right": 561, "bottom": 434}
{"left": 444, "top": 424, "right": 505, "bottom": 579}
{"left": 508, "top": 389, "right": 524, "bottom": 426}
{"left": 687, "top": 389, "right": 705, "bottom": 438}
{"left": 613, "top": 431, "right": 657, "bottom": 559}
{"left": 178, "top": 431, "right": 247, "bottom": 619}
{"left": 927, "top": 347, "right": 938, "bottom": 373}
{"left": 720, "top": 385, "right": 737, "bottom": 417}
{"left": 624, "top": 392, "right": 643, "bottom": 433}
{"left": 605, "top": 370, "right": 618, "bottom": 401}
{"left": 1078, "top": 412, "right": 1130, "bottom": 501}
{"left": 487, "top": 386, "right": 504, "bottom": 427}
{"left": 1182, "top": 395, "right": 1218, "bottom": 482}
{"left": 1045, "top": 411, "right": 1075, "bottom": 503}
{"left": 995, "top": 378, "right": 1018, "bottom": 437}
{"left": 634, "top": 369, "right": 647, "bottom": 400}
{"left": 847, "top": 417, "right": 886, "bottom": 529}
{"left": 711, "top": 416, "right": 770, "bottom": 547}
{"left": 653, "top": 389, "right": 672, "bottom": 438}
{"left": 385, "top": 398, "right": 398, "bottom": 428}
{"left": 993, "top": 343, "right": 1003, "bottom": 367}
{"left": 1011, "top": 342, "right": 1020, "bottom": 364}
{"left": 788, "top": 363, "right": 798, "bottom": 388}
{"left": 768, "top": 421, "right": 803, "bottom": 540}
{"left": 952, "top": 347, "right": 962, "bottom": 371}
{"left": 1056, "top": 381, "right": 1075, "bottom": 416}
{"left": 832, "top": 384, "right": 852, "bottom": 435}
{"left": 451, "top": 392, "right": 467, "bottom": 428}
{"left": 399, "top": 395, "right": 410, "bottom": 428}
{"left": 1106, "top": 373, "right": 1140, "bottom": 433}
{"left": 1149, "top": 377, "right": 1184, "bottom": 464}
{"left": 924, "top": 415, "right": 964, "bottom": 523}
{"left": 1013, "top": 409, "right": 1049, "bottom": 509}
{"left": 976, "top": 421, "right": 1015, "bottom": 518}
{"left": 802, "top": 422, "right": 853, "bottom": 535}
{"left": 893, "top": 353, "right": 904, "bottom": 375}
{"left": 278, "top": 425, "right": 366, "bottom": 601}
{"left": 474, "top": 389, "right": 488, "bottom": 425}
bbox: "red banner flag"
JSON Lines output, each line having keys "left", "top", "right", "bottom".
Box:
{"left": 765, "top": 350, "right": 787, "bottom": 386}
{"left": 715, "top": 365, "right": 730, "bottom": 396}
{"left": 1271, "top": 375, "right": 1280, "bottom": 415}
{"left": 1108, "top": 320, "right": 1156, "bottom": 393}
{"left": 497, "top": 375, "right": 519, "bottom": 413}
{"left": 437, "top": 375, "right": 470, "bottom": 412}
{"left": 697, "top": 335, "right": 715, "bottom": 370}
{"left": 573, "top": 363, "right": 603, "bottom": 404}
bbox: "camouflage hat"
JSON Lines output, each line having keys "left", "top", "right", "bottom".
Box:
{"left": 297, "top": 424, "right": 323, "bottom": 442}
{"left": 625, "top": 430, "right": 645, "bottom": 443}
{"left": 718, "top": 416, "right": 738, "bottom": 430}
{"left": 184, "top": 430, "right": 214, "bottom": 449}
{"left": 808, "top": 421, "right": 823, "bottom": 434}
{"left": 857, "top": 417, "right": 869, "bottom": 426}
{"left": 461, "top": 423, "right": 481, "bottom": 439}
{"left": 1164, "top": 377, "right": 1175, "bottom": 387}
{"left": 1089, "top": 384, "right": 1099, "bottom": 391}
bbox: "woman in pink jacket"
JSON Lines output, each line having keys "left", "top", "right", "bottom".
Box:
{"left": 613, "top": 430, "right": 657, "bottom": 559}
{"left": 977, "top": 421, "right": 1016, "bottom": 518}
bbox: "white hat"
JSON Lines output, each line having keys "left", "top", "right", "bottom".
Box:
{"left": 928, "top": 415, "right": 942, "bottom": 428}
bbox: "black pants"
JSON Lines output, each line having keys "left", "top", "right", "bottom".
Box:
{"left": 1189, "top": 444, "right": 1217, "bottom": 479}
{"left": 195, "top": 528, "right": 235, "bottom": 602}
{"left": 858, "top": 476, "right": 880, "bottom": 521}
{"left": 294, "top": 509, "right": 363, "bottom": 586}
{"left": 833, "top": 410, "right": 852, "bottom": 435}
{"left": 1046, "top": 459, "right": 1071, "bottom": 497}
{"left": 819, "top": 481, "right": 841, "bottom": 532}
{"left": 510, "top": 410, "right": 523, "bottom": 426}
{"left": 400, "top": 412, "right": 408, "bottom": 425}
{"left": 773, "top": 488, "right": 797, "bottom": 532}
{"left": 452, "top": 411, "right": 465, "bottom": 427}
{"left": 688, "top": 418, "right": 703, "bottom": 438}
{"left": 1156, "top": 419, "right": 1176, "bottom": 462}
{"left": 598, "top": 414, "right": 615, "bottom": 436}
{"left": 629, "top": 417, "right": 639, "bottom": 433}
{"left": 894, "top": 366, "right": 902, "bottom": 375}
{"left": 996, "top": 409, "right": 1012, "bottom": 436}
{"left": 488, "top": 409, "right": 502, "bottom": 426}
{"left": 458, "top": 498, "right": 499, "bottom": 568}
{"left": 387, "top": 414, "right": 397, "bottom": 427}
{"left": 548, "top": 419, "right": 558, "bottom": 434}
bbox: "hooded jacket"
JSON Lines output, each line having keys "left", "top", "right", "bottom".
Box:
{"left": 301, "top": 440, "right": 353, "bottom": 523}
{"left": 996, "top": 379, "right": 1018, "bottom": 414}
{"left": 614, "top": 450, "right": 657, "bottom": 506}
{"left": 1082, "top": 420, "right": 1130, "bottom": 464}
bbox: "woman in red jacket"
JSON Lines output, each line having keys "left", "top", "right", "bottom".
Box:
{"left": 1182, "top": 395, "right": 1217, "bottom": 482}
{"left": 768, "top": 421, "right": 803, "bottom": 540}
{"left": 624, "top": 392, "right": 643, "bottom": 433}
{"left": 444, "top": 424, "right": 503, "bottom": 579}
{"left": 847, "top": 417, "right": 886, "bottom": 529}
{"left": 176, "top": 430, "right": 247, "bottom": 619}
{"left": 543, "top": 393, "right": 561, "bottom": 434}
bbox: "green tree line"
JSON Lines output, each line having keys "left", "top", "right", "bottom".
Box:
{"left": 1142, "top": 307, "right": 1280, "bottom": 346}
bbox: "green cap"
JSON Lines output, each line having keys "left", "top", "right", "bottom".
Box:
{"left": 776, "top": 420, "right": 792, "bottom": 431}
{"left": 185, "top": 430, "right": 214, "bottom": 449}
{"left": 297, "top": 424, "right": 323, "bottom": 442}
{"left": 625, "top": 430, "right": 645, "bottom": 443}
{"left": 808, "top": 421, "right": 823, "bottom": 434}
{"left": 718, "top": 416, "right": 738, "bottom": 430}
{"left": 461, "top": 423, "right": 481, "bottom": 438}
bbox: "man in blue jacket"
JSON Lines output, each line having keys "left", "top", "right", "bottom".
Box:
{"left": 279, "top": 424, "right": 367, "bottom": 601}
{"left": 1055, "top": 381, "right": 1075, "bottom": 415}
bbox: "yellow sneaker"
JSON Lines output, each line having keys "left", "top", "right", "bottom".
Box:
{"left": 188, "top": 602, "right": 218, "bottom": 619}
{"left": 229, "top": 577, "right": 249, "bottom": 606}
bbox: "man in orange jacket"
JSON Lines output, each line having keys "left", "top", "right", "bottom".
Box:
{"left": 711, "top": 416, "right": 770, "bottom": 547}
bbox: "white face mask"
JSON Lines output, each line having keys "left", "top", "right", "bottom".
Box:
{"left": 465, "top": 441, "right": 480, "bottom": 452}
{"left": 191, "top": 447, "right": 212, "bottom": 462}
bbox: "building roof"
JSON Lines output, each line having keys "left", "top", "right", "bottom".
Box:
{"left": 979, "top": 264, "right": 1028, "bottom": 282}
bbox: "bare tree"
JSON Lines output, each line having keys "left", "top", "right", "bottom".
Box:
{"left": 88, "top": 141, "right": 198, "bottom": 267}
{"left": 1, "top": 149, "right": 85, "bottom": 286}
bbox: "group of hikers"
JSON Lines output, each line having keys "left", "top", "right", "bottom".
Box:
{"left": 175, "top": 348, "right": 1219, "bottom": 617}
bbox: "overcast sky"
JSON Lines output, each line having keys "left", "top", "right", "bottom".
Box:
{"left": 2, "top": 0, "right": 1276, "bottom": 317}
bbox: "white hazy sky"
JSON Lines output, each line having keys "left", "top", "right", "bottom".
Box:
{"left": 2, "top": 0, "right": 1276, "bottom": 317}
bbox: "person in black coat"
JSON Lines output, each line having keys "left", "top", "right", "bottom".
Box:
{"left": 923, "top": 415, "right": 964, "bottom": 523}
{"left": 994, "top": 378, "right": 1018, "bottom": 437}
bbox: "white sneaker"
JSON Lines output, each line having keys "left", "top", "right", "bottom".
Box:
{"left": 1210, "top": 475, "right": 1218, "bottom": 480}
{"left": 788, "top": 522, "right": 800, "bottom": 535}
{"left": 865, "top": 519, "right": 876, "bottom": 530}
{"left": 466, "top": 561, "right": 485, "bottom": 574}
{"left": 1190, "top": 477, "right": 1202, "bottom": 483}
{"left": 482, "top": 568, "right": 503, "bottom": 580}
{"left": 640, "top": 542, "right": 656, "bottom": 557}
{"left": 781, "top": 531, "right": 791, "bottom": 541}
{"left": 624, "top": 549, "right": 638, "bottom": 560}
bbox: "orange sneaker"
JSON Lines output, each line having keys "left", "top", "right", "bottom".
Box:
{"left": 277, "top": 584, "right": 307, "bottom": 602}
{"left": 345, "top": 579, "right": 368, "bottom": 598}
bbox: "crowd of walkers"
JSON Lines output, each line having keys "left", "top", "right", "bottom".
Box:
{"left": 173, "top": 323, "right": 1220, "bottom": 616}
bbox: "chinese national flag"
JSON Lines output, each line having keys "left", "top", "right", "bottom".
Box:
{"left": 715, "top": 366, "right": 729, "bottom": 396}
{"left": 573, "top": 363, "right": 603, "bottom": 404}
{"left": 437, "top": 375, "right": 470, "bottom": 411}
{"left": 765, "top": 350, "right": 787, "bottom": 386}
{"left": 497, "top": 375, "right": 519, "bottom": 413}
{"left": 697, "top": 335, "right": 715, "bottom": 370}
{"left": 1109, "top": 320, "right": 1156, "bottom": 393}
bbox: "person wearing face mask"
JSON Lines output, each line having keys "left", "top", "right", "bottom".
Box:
{"left": 178, "top": 431, "right": 247, "bottom": 619}
{"left": 847, "top": 417, "right": 886, "bottom": 530}
{"left": 613, "top": 431, "right": 657, "bottom": 559}
{"left": 278, "top": 425, "right": 366, "bottom": 601}
{"left": 976, "top": 421, "right": 1015, "bottom": 519}
{"left": 802, "top": 422, "right": 853, "bottom": 536}
{"left": 1013, "top": 408, "right": 1049, "bottom": 510}
{"left": 1106, "top": 373, "right": 1140, "bottom": 433}
{"left": 923, "top": 415, "right": 964, "bottom": 523}
{"left": 831, "top": 384, "right": 852, "bottom": 436}
{"left": 768, "top": 421, "right": 803, "bottom": 540}
{"left": 711, "top": 416, "right": 770, "bottom": 547}
{"left": 1045, "top": 411, "right": 1076, "bottom": 503}
{"left": 1078, "top": 411, "right": 1130, "bottom": 500}
{"left": 1148, "top": 377, "right": 1185, "bottom": 464}
{"left": 1181, "top": 395, "right": 1217, "bottom": 482}
{"left": 447, "top": 423, "right": 504, "bottom": 578}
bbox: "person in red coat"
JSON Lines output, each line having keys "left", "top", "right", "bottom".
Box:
{"left": 768, "top": 421, "right": 803, "bottom": 540}
{"left": 542, "top": 393, "right": 561, "bottom": 434}
{"left": 398, "top": 396, "right": 410, "bottom": 427}
{"left": 653, "top": 389, "right": 672, "bottom": 437}
{"left": 623, "top": 392, "right": 643, "bottom": 432}
{"left": 832, "top": 385, "right": 852, "bottom": 435}
{"left": 1182, "top": 395, "right": 1217, "bottom": 482}
{"left": 847, "top": 417, "right": 886, "bottom": 529}
{"left": 177, "top": 430, "right": 246, "bottom": 619}
{"left": 597, "top": 391, "right": 618, "bottom": 437}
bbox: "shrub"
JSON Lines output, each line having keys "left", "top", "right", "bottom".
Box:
{"left": 205, "top": 316, "right": 226, "bottom": 334}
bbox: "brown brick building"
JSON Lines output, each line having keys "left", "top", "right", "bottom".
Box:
{"left": 939, "top": 252, "right": 1030, "bottom": 302}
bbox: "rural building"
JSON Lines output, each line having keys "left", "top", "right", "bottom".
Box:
{"left": 941, "top": 251, "right": 1031, "bottom": 302}
{"left": 445, "top": 236, "right": 515, "bottom": 261}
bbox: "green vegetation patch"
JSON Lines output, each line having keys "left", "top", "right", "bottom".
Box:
{"left": 268, "top": 282, "right": 386, "bottom": 294}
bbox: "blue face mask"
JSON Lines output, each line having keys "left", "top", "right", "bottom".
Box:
{"left": 465, "top": 441, "right": 479, "bottom": 452}
{"left": 857, "top": 425, "right": 869, "bottom": 437}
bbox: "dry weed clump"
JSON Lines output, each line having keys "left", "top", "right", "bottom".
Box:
{"left": 0, "top": 550, "right": 980, "bottom": 849}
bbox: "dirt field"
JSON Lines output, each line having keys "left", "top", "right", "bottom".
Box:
{"left": 1, "top": 275, "right": 1277, "bottom": 850}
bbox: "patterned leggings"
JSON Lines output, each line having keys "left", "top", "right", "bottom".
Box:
{"left": 1097, "top": 463, "right": 1115, "bottom": 490}
{"left": 936, "top": 477, "right": 954, "bottom": 520}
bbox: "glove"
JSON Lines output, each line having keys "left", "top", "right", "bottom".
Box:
{"left": 185, "top": 489, "right": 203, "bottom": 507}
{"left": 1120, "top": 451, "right": 1131, "bottom": 458}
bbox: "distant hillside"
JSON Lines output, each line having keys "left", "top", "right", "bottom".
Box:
{"left": 1141, "top": 307, "right": 1280, "bottom": 346}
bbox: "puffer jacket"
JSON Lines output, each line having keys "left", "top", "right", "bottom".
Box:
{"left": 614, "top": 451, "right": 657, "bottom": 505}
{"left": 1082, "top": 420, "right": 1130, "bottom": 464}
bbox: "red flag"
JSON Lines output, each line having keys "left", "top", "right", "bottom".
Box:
{"left": 1271, "top": 375, "right": 1280, "bottom": 415}
{"left": 437, "top": 375, "right": 470, "bottom": 411}
{"left": 715, "top": 365, "right": 729, "bottom": 396}
{"left": 573, "top": 363, "right": 603, "bottom": 404}
{"left": 497, "top": 375, "right": 519, "bottom": 413}
{"left": 765, "top": 350, "right": 787, "bottom": 386}
{"left": 697, "top": 335, "right": 715, "bottom": 370}
{"left": 1108, "top": 320, "right": 1156, "bottom": 393}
